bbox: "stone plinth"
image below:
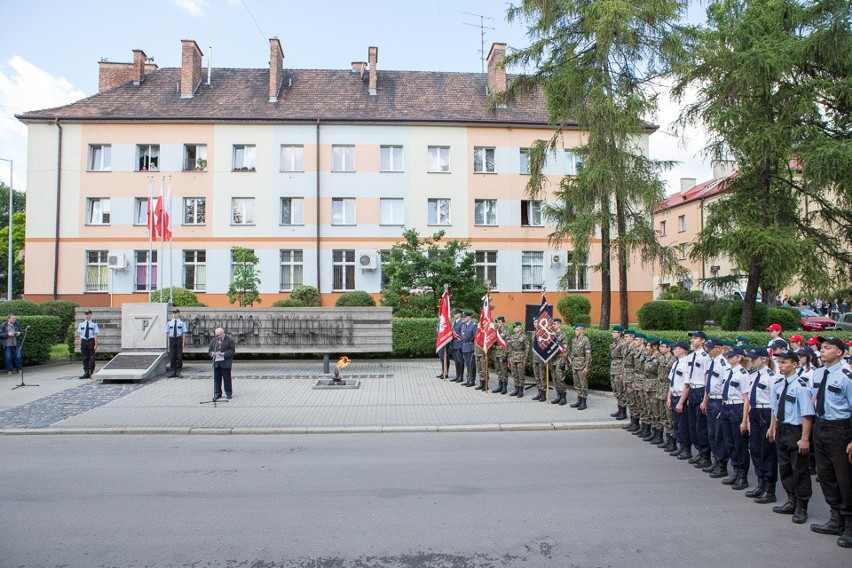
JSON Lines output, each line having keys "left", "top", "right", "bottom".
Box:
{"left": 121, "top": 303, "right": 168, "bottom": 350}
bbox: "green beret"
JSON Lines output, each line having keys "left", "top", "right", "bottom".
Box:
{"left": 532, "top": 316, "right": 538, "bottom": 321}
{"left": 572, "top": 322, "right": 585, "bottom": 329}
{"left": 741, "top": 344, "right": 753, "bottom": 351}
{"left": 646, "top": 336, "right": 659, "bottom": 344}
{"left": 495, "top": 316, "right": 505, "bottom": 322}
{"left": 624, "top": 329, "right": 636, "bottom": 336}
{"left": 612, "top": 325, "right": 624, "bottom": 332}
{"left": 722, "top": 339, "right": 735, "bottom": 347}
{"left": 513, "top": 321, "right": 523, "bottom": 327}
{"left": 735, "top": 336, "right": 749, "bottom": 343}
{"left": 553, "top": 318, "right": 562, "bottom": 323}
{"left": 660, "top": 339, "right": 673, "bottom": 346}
{"left": 634, "top": 332, "right": 647, "bottom": 340}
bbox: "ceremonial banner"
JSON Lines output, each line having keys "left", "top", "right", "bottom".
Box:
{"left": 532, "top": 295, "right": 558, "bottom": 363}
{"left": 435, "top": 289, "right": 453, "bottom": 353}
{"left": 474, "top": 295, "right": 498, "bottom": 351}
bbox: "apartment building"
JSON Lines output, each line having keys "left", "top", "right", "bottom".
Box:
{"left": 18, "top": 39, "right": 656, "bottom": 323}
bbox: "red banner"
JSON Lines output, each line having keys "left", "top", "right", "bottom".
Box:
{"left": 435, "top": 290, "right": 453, "bottom": 353}
{"left": 474, "top": 295, "right": 498, "bottom": 351}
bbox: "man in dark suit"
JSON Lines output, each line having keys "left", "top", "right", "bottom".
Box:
{"left": 450, "top": 309, "right": 464, "bottom": 382}
{"left": 208, "top": 327, "right": 236, "bottom": 400}
{"left": 461, "top": 311, "right": 477, "bottom": 386}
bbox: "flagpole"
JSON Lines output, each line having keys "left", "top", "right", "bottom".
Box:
{"left": 147, "top": 176, "right": 153, "bottom": 302}
{"left": 443, "top": 284, "right": 449, "bottom": 381}
{"left": 168, "top": 175, "right": 173, "bottom": 306}
{"left": 159, "top": 177, "right": 165, "bottom": 293}
{"left": 484, "top": 347, "right": 489, "bottom": 392}
{"left": 546, "top": 364, "right": 550, "bottom": 402}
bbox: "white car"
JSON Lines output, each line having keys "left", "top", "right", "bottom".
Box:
{"left": 835, "top": 312, "right": 852, "bottom": 331}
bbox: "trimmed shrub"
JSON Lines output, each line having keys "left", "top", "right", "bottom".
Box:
{"left": 572, "top": 313, "right": 592, "bottom": 326}
{"left": 271, "top": 299, "right": 308, "bottom": 308}
{"left": 557, "top": 295, "right": 592, "bottom": 325}
{"left": 392, "top": 318, "right": 438, "bottom": 357}
{"left": 767, "top": 307, "right": 801, "bottom": 333}
{"left": 39, "top": 300, "right": 79, "bottom": 342}
{"left": 709, "top": 300, "right": 732, "bottom": 326}
{"left": 335, "top": 290, "right": 376, "bottom": 307}
{"left": 150, "top": 287, "right": 206, "bottom": 307}
{"left": 666, "top": 300, "right": 692, "bottom": 330}
{"left": 66, "top": 322, "right": 75, "bottom": 357}
{"left": 637, "top": 301, "right": 678, "bottom": 330}
{"left": 16, "top": 315, "right": 62, "bottom": 365}
{"left": 684, "top": 303, "right": 711, "bottom": 331}
{"left": 565, "top": 328, "right": 613, "bottom": 390}
{"left": 721, "top": 301, "right": 770, "bottom": 331}
{"left": 290, "top": 285, "right": 321, "bottom": 307}
{"left": 0, "top": 300, "right": 42, "bottom": 317}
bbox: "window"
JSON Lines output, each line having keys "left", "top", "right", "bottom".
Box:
{"left": 475, "top": 251, "right": 498, "bottom": 289}
{"left": 680, "top": 243, "right": 688, "bottom": 259}
{"left": 279, "top": 249, "right": 304, "bottom": 291}
{"left": 133, "top": 198, "right": 149, "bottom": 225}
{"left": 134, "top": 250, "right": 158, "bottom": 292}
{"left": 280, "top": 145, "right": 304, "bottom": 172}
{"left": 564, "top": 252, "right": 590, "bottom": 291}
{"left": 379, "top": 249, "right": 392, "bottom": 288}
{"left": 136, "top": 144, "right": 159, "bottom": 171}
{"left": 522, "top": 251, "right": 544, "bottom": 290}
{"left": 565, "top": 149, "right": 584, "bottom": 175}
{"left": 183, "top": 144, "right": 207, "bottom": 171}
{"left": 232, "top": 198, "right": 255, "bottom": 225}
{"left": 428, "top": 198, "right": 451, "bottom": 225}
{"left": 87, "top": 198, "right": 110, "bottom": 225}
{"left": 521, "top": 200, "right": 543, "bottom": 227}
{"left": 232, "top": 145, "right": 256, "bottom": 171}
{"left": 332, "top": 249, "right": 355, "bottom": 291}
{"left": 380, "top": 146, "right": 404, "bottom": 172}
{"left": 230, "top": 248, "right": 255, "bottom": 282}
{"left": 427, "top": 146, "right": 450, "bottom": 173}
{"left": 474, "top": 199, "right": 497, "bottom": 225}
{"left": 659, "top": 220, "right": 667, "bottom": 236}
{"left": 280, "top": 197, "right": 304, "bottom": 225}
{"left": 184, "top": 198, "right": 206, "bottom": 225}
{"left": 519, "top": 148, "right": 530, "bottom": 174}
{"left": 85, "top": 251, "right": 109, "bottom": 292}
{"left": 184, "top": 250, "right": 206, "bottom": 291}
{"left": 473, "top": 147, "right": 495, "bottom": 173}
{"left": 380, "top": 198, "right": 404, "bottom": 225}
{"left": 88, "top": 145, "right": 111, "bottom": 172}
{"left": 332, "top": 145, "right": 355, "bottom": 172}
{"left": 678, "top": 215, "right": 686, "bottom": 232}
{"left": 332, "top": 198, "right": 356, "bottom": 225}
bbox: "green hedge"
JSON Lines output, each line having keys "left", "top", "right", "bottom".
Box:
{"left": 39, "top": 300, "right": 78, "bottom": 342}
{"left": 557, "top": 295, "right": 591, "bottom": 325}
{"left": 392, "top": 318, "right": 438, "bottom": 357}
{"left": 637, "top": 301, "right": 678, "bottom": 330}
{"left": 271, "top": 299, "right": 308, "bottom": 307}
{"left": 0, "top": 300, "right": 42, "bottom": 317}
{"left": 721, "top": 301, "right": 770, "bottom": 331}
{"left": 150, "top": 287, "right": 206, "bottom": 307}
{"left": 767, "top": 307, "right": 801, "bottom": 332}
{"left": 290, "top": 285, "right": 321, "bottom": 307}
{"left": 16, "top": 315, "right": 62, "bottom": 365}
{"left": 335, "top": 290, "right": 376, "bottom": 307}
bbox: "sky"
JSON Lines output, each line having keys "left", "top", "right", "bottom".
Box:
{"left": 0, "top": 0, "right": 712, "bottom": 195}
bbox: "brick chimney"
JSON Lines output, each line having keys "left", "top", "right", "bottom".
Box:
{"left": 180, "top": 40, "right": 203, "bottom": 99}
{"left": 269, "top": 37, "right": 285, "bottom": 102}
{"left": 98, "top": 50, "right": 158, "bottom": 93}
{"left": 368, "top": 46, "right": 378, "bottom": 95}
{"left": 133, "top": 50, "right": 147, "bottom": 85}
{"left": 487, "top": 43, "right": 507, "bottom": 95}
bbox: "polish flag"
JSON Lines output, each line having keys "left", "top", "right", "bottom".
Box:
{"left": 436, "top": 289, "right": 453, "bottom": 353}
{"left": 147, "top": 177, "right": 158, "bottom": 240}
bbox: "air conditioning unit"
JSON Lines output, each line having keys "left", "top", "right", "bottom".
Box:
{"left": 710, "top": 265, "right": 721, "bottom": 273}
{"left": 551, "top": 253, "right": 562, "bottom": 266}
{"left": 107, "top": 252, "right": 127, "bottom": 270}
{"left": 358, "top": 251, "right": 378, "bottom": 270}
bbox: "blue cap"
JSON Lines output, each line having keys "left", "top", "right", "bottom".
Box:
{"left": 775, "top": 350, "right": 799, "bottom": 363}
{"left": 748, "top": 347, "right": 770, "bottom": 359}
{"left": 453, "top": 308, "right": 462, "bottom": 315}
{"left": 769, "top": 339, "right": 788, "bottom": 350}
{"left": 462, "top": 311, "right": 472, "bottom": 317}
{"left": 673, "top": 341, "right": 690, "bottom": 351}
{"left": 724, "top": 347, "right": 746, "bottom": 357}
{"left": 689, "top": 331, "right": 708, "bottom": 340}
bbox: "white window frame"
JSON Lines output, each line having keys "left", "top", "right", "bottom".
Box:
{"left": 280, "top": 197, "right": 304, "bottom": 225}
{"left": 474, "top": 199, "right": 497, "bottom": 226}
{"left": 427, "top": 146, "right": 451, "bottom": 173}
{"left": 659, "top": 220, "right": 667, "bottom": 236}
{"left": 522, "top": 251, "right": 544, "bottom": 291}
{"left": 280, "top": 145, "right": 304, "bottom": 172}
{"left": 519, "top": 148, "right": 531, "bottom": 175}
{"left": 475, "top": 251, "right": 498, "bottom": 289}
{"left": 134, "top": 250, "right": 158, "bottom": 292}
{"left": 332, "top": 249, "right": 356, "bottom": 291}
{"left": 86, "top": 198, "right": 111, "bottom": 225}
{"left": 332, "top": 145, "right": 355, "bottom": 172}
{"left": 232, "top": 144, "right": 256, "bottom": 171}
{"left": 183, "top": 144, "right": 207, "bottom": 171}
{"left": 134, "top": 197, "right": 149, "bottom": 226}
{"left": 184, "top": 197, "right": 206, "bottom": 225}
{"left": 332, "top": 198, "right": 356, "bottom": 225}
{"left": 565, "top": 149, "right": 584, "bottom": 175}
{"left": 85, "top": 251, "right": 109, "bottom": 292}
{"left": 680, "top": 243, "right": 688, "bottom": 260}
{"left": 231, "top": 198, "right": 256, "bottom": 225}
{"left": 521, "top": 200, "right": 543, "bottom": 227}
{"left": 473, "top": 147, "right": 496, "bottom": 173}
{"left": 88, "top": 144, "right": 111, "bottom": 172}
{"left": 279, "top": 249, "right": 304, "bottom": 292}
{"left": 380, "top": 145, "right": 404, "bottom": 172}
{"left": 380, "top": 198, "right": 404, "bottom": 225}
{"left": 564, "top": 251, "right": 590, "bottom": 291}
{"left": 183, "top": 249, "right": 207, "bottom": 292}
{"left": 428, "top": 198, "right": 451, "bottom": 226}
{"left": 230, "top": 248, "right": 256, "bottom": 283}
{"left": 136, "top": 144, "right": 160, "bottom": 171}
{"left": 678, "top": 215, "right": 686, "bottom": 232}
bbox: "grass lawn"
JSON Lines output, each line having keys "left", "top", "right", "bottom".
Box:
{"left": 50, "top": 344, "right": 70, "bottom": 361}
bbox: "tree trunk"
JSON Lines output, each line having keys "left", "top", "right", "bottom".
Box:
{"left": 615, "top": 192, "right": 629, "bottom": 327}
{"left": 599, "top": 194, "right": 611, "bottom": 330}
{"left": 739, "top": 254, "right": 764, "bottom": 330}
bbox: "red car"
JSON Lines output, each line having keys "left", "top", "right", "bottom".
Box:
{"left": 794, "top": 307, "right": 836, "bottom": 331}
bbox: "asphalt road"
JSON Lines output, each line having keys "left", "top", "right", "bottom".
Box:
{"left": 0, "top": 430, "right": 847, "bottom": 568}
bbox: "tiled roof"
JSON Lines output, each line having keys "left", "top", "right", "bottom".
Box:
{"left": 657, "top": 175, "right": 734, "bottom": 211}
{"left": 17, "top": 67, "right": 561, "bottom": 126}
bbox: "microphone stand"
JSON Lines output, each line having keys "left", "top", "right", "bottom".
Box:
{"left": 12, "top": 326, "right": 37, "bottom": 390}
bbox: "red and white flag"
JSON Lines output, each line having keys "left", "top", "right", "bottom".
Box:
{"left": 435, "top": 289, "right": 453, "bottom": 353}
{"left": 161, "top": 177, "right": 172, "bottom": 241}
{"left": 474, "top": 294, "right": 498, "bottom": 352}
{"left": 146, "top": 177, "right": 158, "bottom": 240}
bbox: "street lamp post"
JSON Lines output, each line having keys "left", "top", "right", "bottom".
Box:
{"left": 0, "top": 157, "right": 12, "bottom": 301}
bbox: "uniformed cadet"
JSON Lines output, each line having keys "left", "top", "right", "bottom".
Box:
{"left": 491, "top": 317, "right": 510, "bottom": 394}
{"left": 450, "top": 309, "right": 464, "bottom": 382}
{"left": 667, "top": 341, "right": 692, "bottom": 457}
{"left": 610, "top": 326, "right": 628, "bottom": 420}
{"left": 736, "top": 336, "right": 749, "bottom": 347}
{"left": 474, "top": 341, "right": 487, "bottom": 390}
{"left": 719, "top": 347, "right": 752, "bottom": 490}
{"left": 701, "top": 339, "right": 730, "bottom": 478}
{"left": 743, "top": 347, "right": 778, "bottom": 501}
{"left": 549, "top": 318, "right": 570, "bottom": 406}
{"left": 641, "top": 338, "right": 662, "bottom": 443}
{"left": 460, "top": 311, "right": 476, "bottom": 386}
{"left": 530, "top": 316, "right": 548, "bottom": 401}
{"left": 166, "top": 308, "right": 188, "bottom": 377}
{"left": 76, "top": 309, "right": 99, "bottom": 379}
{"left": 768, "top": 350, "right": 814, "bottom": 519}
{"left": 570, "top": 322, "right": 592, "bottom": 410}
{"left": 685, "top": 331, "right": 712, "bottom": 468}
{"left": 810, "top": 337, "right": 852, "bottom": 547}
{"left": 788, "top": 334, "right": 804, "bottom": 353}
{"left": 631, "top": 333, "right": 648, "bottom": 434}
{"left": 507, "top": 322, "right": 529, "bottom": 397}
{"left": 767, "top": 323, "right": 789, "bottom": 351}
{"left": 622, "top": 330, "right": 640, "bottom": 432}
{"left": 657, "top": 340, "right": 677, "bottom": 452}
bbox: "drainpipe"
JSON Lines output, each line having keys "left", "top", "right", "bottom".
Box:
{"left": 315, "top": 119, "right": 321, "bottom": 299}
{"left": 700, "top": 198, "right": 706, "bottom": 283}
{"left": 53, "top": 118, "right": 63, "bottom": 299}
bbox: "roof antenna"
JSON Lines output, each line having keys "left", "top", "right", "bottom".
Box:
{"left": 461, "top": 11, "right": 495, "bottom": 73}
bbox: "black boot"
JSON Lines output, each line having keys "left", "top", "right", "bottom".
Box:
{"left": 693, "top": 453, "right": 711, "bottom": 469}
{"left": 616, "top": 406, "right": 628, "bottom": 420}
{"left": 732, "top": 469, "right": 749, "bottom": 491}
{"left": 465, "top": 377, "right": 476, "bottom": 387}
{"left": 577, "top": 396, "right": 587, "bottom": 410}
{"left": 745, "top": 478, "right": 765, "bottom": 499}
{"left": 837, "top": 523, "right": 852, "bottom": 548}
{"left": 475, "top": 380, "right": 485, "bottom": 391}
{"left": 610, "top": 406, "right": 621, "bottom": 417}
{"left": 492, "top": 381, "right": 503, "bottom": 394}
{"left": 792, "top": 500, "right": 809, "bottom": 524}
{"left": 773, "top": 493, "right": 797, "bottom": 514}
{"left": 701, "top": 457, "right": 717, "bottom": 473}
{"left": 516, "top": 386, "right": 524, "bottom": 398}
{"left": 633, "top": 423, "right": 647, "bottom": 437}
{"left": 668, "top": 441, "right": 683, "bottom": 456}
{"left": 539, "top": 390, "right": 549, "bottom": 402}
{"left": 642, "top": 427, "right": 657, "bottom": 442}
{"left": 710, "top": 459, "right": 729, "bottom": 479}
{"left": 625, "top": 416, "right": 640, "bottom": 432}
{"left": 649, "top": 429, "right": 664, "bottom": 445}
{"left": 811, "top": 509, "right": 844, "bottom": 535}
{"left": 551, "top": 392, "right": 564, "bottom": 404}
{"left": 532, "top": 389, "right": 543, "bottom": 401}
{"left": 677, "top": 444, "right": 693, "bottom": 461}
{"left": 755, "top": 482, "right": 777, "bottom": 504}
{"left": 656, "top": 432, "right": 670, "bottom": 448}
{"left": 501, "top": 381, "right": 508, "bottom": 395}
{"left": 722, "top": 468, "right": 739, "bottom": 485}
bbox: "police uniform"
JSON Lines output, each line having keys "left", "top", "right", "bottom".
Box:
{"left": 491, "top": 318, "right": 510, "bottom": 394}
{"left": 704, "top": 347, "right": 730, "bottom": 477}
{"left": 719, "top": 354, "right": 752, "bottom": 489}
{"left": 450, "top": 311, "right": 464, "bottom": 382}
{"left": 745, "top": 357, "right": 778, "bottom": 500}
{"left": 76, "top": 311, "right": 99, "bottom": 379}
{"left": 507, "top": 323, "right": 529, "bottom": 397}
{"left": 685, "top": 338, "right": 712, "bottom": 467}
{"left": 166, "top": 310, "right": 188, "bottom": 377}
{"left": 460, "top": 314, "right": 476, "bottom": 386}
{"left": 570, "top": 323, "right": 592, "bottom": 410}
{"left": 668, "top": 346, "right": 692, "bottom": 457}
{"left": 548, "top": 319, "right": 569, "bottom": 405}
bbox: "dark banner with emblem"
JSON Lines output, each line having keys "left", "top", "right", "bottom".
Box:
{"left": 532, "top": 296, "right": 558, "bottom": 363}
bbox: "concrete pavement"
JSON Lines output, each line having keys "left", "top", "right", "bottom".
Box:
{"left": 0, "top": 359, "right": 621, "bottom": 434}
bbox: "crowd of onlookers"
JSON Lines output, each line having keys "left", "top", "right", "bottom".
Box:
{"left": 774, "top": 296, "right": 849, "bottom": 318}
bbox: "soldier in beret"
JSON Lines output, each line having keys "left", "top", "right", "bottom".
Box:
{"left": 570, "top": 322, "right": 592, "bottom": 410}
{"left": 507, "top": 322, "right": 529, "bottom": 397}
{"left": 491, "top": 316, "right": 510, "bottom": 394}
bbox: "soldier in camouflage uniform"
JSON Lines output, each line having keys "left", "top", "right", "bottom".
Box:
{"left": 491, "top": 316, "right": 510, "bottom": 394}
{"left": 549, "top": 318, "right": 570, "bottom": 406}
{"left": 631, "top": 333, "right": 649, "bottom": 437}
{"left": 531, "top": 317, "right": 550, "bottom": 402}
{"left": 610, "top": 326, "right": 627, "bottom": 420}
{"left": 507, "top": 322, "right": 529, "bottom": 397}
{"left": 474, "top": 342, "right": 487, "bottom": 390}
{"left": 570, "top": 323, "right": 593, "bottom": 410}
{"left": 657, "top": 340, "right": 677, "bottom": 451}
{"left": 622, "top": 330, "right": 640, "bottom": 431}
{"left": 641, "top": 338, "right": 662, "bottom": 443}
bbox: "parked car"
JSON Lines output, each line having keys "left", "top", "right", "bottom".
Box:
{"left": 835, "top": 312, "right": 852, "bottom": 331}
{"left": 794, "top": 307, "right": 836, "bottom": 331}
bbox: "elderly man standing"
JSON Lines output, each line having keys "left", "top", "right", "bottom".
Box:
{"left": 208, "top": 327, "right": 236, "bottom": 401}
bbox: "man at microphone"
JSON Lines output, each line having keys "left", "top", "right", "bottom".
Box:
{"left": 0, "top": 313, "right": 23, "bottom": 374}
